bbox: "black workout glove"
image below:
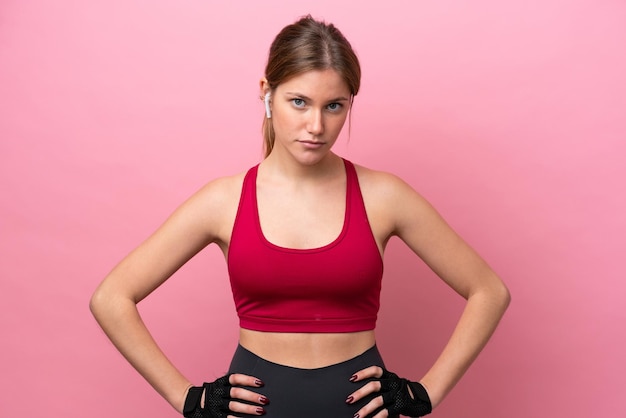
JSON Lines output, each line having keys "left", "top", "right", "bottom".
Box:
{"left": 183, "top": 374, "right": 232, "bottom": 418}
{"left": 376, "top": 368, "right": 432, "bottom": 417}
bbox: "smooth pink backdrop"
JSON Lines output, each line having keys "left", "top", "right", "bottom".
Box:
{"left": 1, "top": 1, "right": 624, "bottom": 417}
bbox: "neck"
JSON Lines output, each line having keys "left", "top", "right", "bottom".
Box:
{"left": 261, "top": 150, "right": 344, "bottom": 182}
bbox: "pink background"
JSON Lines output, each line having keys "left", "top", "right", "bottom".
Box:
{"left": 1, "top": 1, "right": 625, "bottom": 416}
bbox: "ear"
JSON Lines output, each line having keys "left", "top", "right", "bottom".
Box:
{"left": 260, "top": 77, "right": 272, "bottom": 119}
{"left": 259, "top": 77, "right": 270, "bottom": 97}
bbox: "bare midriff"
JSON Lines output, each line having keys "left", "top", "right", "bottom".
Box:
{"left": 239, "top": 329, "right": 376, "bottom": 369}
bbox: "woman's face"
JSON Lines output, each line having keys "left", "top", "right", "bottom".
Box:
{"left": 266, "top": 69, "right": 352, "bottom": 165}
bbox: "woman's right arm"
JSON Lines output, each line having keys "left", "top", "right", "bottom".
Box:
{"left": 89, "top": 176, "right": 262, "bottom": 414}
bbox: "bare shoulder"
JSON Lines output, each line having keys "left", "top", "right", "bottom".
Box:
{"left": 353, "top": 164, "right": 410, "bottom": 190}
{"left": 353, "top": 163, "right": 430, "bottom": 210}
{"left": 352, "top": 163, "right": 436, "bottom": 243}
{"left": 187, "top": 170, "right": 247, "bottom": 241}
{"left": 194, "top": 171, "right": 246, "bottom": 210}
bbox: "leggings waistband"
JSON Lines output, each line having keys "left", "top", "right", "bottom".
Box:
{"left": 227, "top": 344, "right": 387, "bottom": 417}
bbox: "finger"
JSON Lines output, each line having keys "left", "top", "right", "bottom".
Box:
{"left": 350, "top": 365, "right": 384, "bottom": 382}
{"left": 346, "top": 381, "right": 382, "bottom": 404}
{"left": 229, "top": 373, "right": 264, "bottom": 387}
{"left": 228, "top": 400, "right": 266, "bottom": 416}
{"left": 371, "top": 409, "right": 389, "bottom": 418}
{"left": 351, "top": 395, "right": 385, "bottom": 418}
{"left": 229, "top": 386, "right": 270, "bottom": 406}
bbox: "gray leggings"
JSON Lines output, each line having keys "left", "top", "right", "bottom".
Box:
{"left": 228, "top": 344, "right": 391, "bottom": 417}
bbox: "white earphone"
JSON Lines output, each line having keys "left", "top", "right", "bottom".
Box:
{"left": 264, "top": 92, "right": 272, "bottom": 119}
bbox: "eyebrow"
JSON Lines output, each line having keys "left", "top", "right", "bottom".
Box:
{"left": 285, "top": 92, "right": 350, "bottom": 102}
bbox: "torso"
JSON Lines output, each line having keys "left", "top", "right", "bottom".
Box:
{"left": 239, "top": 329, "right": 376, "bottom": 368}
{"left": 212, "top": 155, "right": 393, "bottom": 368}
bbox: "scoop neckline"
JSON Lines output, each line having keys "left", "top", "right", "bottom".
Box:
{"left": 252, "top": 159, "right": 351, "bottom": 253}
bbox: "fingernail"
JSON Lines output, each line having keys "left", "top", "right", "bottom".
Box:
{"left": 256, "top": 406, "right": 266, "bottom": 414}
{"left": 353, "top": 414, "right": 360, "bottom": 418}
{"left": 254, "top": 379, "right": 264, "bottom": 386}
{"left": 349, "top": 374, "right": 358, "bottom": 382}
{"left": 345, "top": 395, "right": 354, "bottom": 404}
{"left": 259, "top": 395, "right": 269, "bottom": 405}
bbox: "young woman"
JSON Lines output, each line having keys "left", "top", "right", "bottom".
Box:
{"left": 90, "top": 16, "right": 510, "bottom": 418}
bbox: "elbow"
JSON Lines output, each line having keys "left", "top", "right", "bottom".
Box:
{"left": 89, "top": 279, "right": 138, "bottom": 325}
{"left": 89, "top": 285, "right": 107, "bottom": 321}
{"left": 494, "top": 279, "right": 511, "bottom": 313}
{"left": 471, "top": 274, "right": 511, "bottom": 314}
{"left": 89, "top": 282, "right": 122, "bottom": 323}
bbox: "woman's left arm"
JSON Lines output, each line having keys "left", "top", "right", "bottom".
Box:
{"left": 392, "top": 176, "right": 510, "bottom": 407}
{"left": 351, "top": 170, "right": 511, "bottom": 412}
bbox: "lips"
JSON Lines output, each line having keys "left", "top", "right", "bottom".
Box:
{"left": 299, "top": 139, "right": 325, "bottom": 146}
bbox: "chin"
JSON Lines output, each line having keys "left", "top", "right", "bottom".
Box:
{"left": 293, "top": 150, "right": 332, "bottom": 166}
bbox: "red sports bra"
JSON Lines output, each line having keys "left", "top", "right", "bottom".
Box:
{"left": 227, "top": 159, "right": 384, "bottom": 333}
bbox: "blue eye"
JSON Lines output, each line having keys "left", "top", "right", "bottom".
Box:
{"left": 292, "top": 98, "right": 305, "bottom": 107}
{"left": 327, "top": 103, "right": 342, "bottom": 112}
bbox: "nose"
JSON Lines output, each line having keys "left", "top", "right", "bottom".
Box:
{"left": 306, "top": 108, "right": 324, "bottom": 136}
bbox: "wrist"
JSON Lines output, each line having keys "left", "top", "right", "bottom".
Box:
{"left": 173, "top": 382, "right": 194, "bottom": 415}
{"left": 418, "top": 380, "right": 430, "bottom": 397}
{"left": 418, "top": 378, "right": 440, "bottom": 409}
